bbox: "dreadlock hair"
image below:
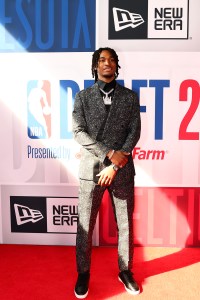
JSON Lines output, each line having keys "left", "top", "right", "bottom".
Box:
{"left": 91, "top": 47, "right": 121, "bottom": 82}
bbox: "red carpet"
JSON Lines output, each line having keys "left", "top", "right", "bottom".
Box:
{"left": 0, "top": 245, "right": 199, "bottom": 299}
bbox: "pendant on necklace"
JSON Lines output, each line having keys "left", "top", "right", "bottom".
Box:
{"left": 99, "top": 88, "right": 114, "bottom": 105}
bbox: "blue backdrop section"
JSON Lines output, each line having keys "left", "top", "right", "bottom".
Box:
{"left": 0, "top": 0, "right": 96, "bottom": 52}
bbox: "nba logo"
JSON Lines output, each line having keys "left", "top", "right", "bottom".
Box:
{"left": 27, "top": 80, "right": 51, "bottom": 139}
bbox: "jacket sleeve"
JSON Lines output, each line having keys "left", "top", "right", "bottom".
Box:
{"left": 121, "top": 92, "right": 141, "bottom": 153}
{"left": 72, "top": 92, "right": 110, "bottom": 162}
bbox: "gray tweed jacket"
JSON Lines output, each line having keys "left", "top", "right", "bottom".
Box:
{"left": 72, "top": 82, "right": 141, "bottom": 185}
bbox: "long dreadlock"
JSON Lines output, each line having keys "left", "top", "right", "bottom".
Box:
{"left": 91, "top": 47, "right": 121, "bottom": 82}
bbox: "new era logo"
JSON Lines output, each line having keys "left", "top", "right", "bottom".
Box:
{"left": 113, "top": 7, "right": 144, "bottom": 31}
{"left": 14, "top": 204, "right": 44, "bottom": 225}
{"left": 109, "top": 0, "right": 148, "bottom": 39}
{"left": 109, "top": 0, "right": 189, "bottom": 40}
{"left": 11, "top": 196, "right": 47, "bottom": 233}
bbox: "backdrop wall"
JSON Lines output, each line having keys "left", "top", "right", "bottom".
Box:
{"left": 0, "top": 0, "right": 199, "bottom": 247}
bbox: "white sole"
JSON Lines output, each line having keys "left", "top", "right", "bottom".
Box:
{"left": 118, "top": 277, "right": 140, "bottom": 295}
{"left": 74, "top": 289, "right": 89, "bottom": 299}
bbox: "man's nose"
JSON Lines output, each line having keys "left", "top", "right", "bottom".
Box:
{"left": 104, "top": 59, "right": 111, "bottom": 65}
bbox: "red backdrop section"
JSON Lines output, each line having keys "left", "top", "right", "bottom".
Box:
{"left": 99, "top": 187, "right": 200, "bottom": 247}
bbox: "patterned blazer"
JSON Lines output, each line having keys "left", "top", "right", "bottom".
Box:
{"left": 72, "top": 82, "right": 141, "bottom": 185}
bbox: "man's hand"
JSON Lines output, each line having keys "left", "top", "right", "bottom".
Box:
{"left": 96, "top": 165, "right": 117, "bottom": 187}
{"left": 107, "top": 150, "right": 130, "bottom": 168}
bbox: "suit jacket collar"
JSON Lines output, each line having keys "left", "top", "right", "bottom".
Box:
{"left": 97, "top": 79, "right": 116, "bottom": 92}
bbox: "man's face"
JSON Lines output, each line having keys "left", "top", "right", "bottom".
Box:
{"left": 96, "top": 50, "right": 117, "bottom": 82}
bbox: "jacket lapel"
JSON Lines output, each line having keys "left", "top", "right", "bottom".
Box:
{"left": 103, "top": 84, "right": 122, "bottom": 132}
{"left": 92, "top": 83, "right": 107, "bottom": 115}
{"left": 86, "top": 83, "right": 107, "bottom": 136}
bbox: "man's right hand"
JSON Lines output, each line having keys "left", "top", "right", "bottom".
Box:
{"left": 108, "top": 150, "right": 130, "bottom": 168}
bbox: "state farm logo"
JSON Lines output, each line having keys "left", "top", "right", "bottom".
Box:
{"left": 109, "top": 0, "right": 189, "bottom": 40}
{"left": 133, "top": 147, "right": 167, "bottom": 160}
{"left": 14, "top": 204, "right": 44, "bottom": 225}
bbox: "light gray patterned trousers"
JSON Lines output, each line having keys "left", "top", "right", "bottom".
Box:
{"left": 76, "top": 179, "right": 134, "bottom": 273}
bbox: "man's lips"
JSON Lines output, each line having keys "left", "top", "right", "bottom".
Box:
{"left": 103, "top": 67, "right": 112, "bottom": 71}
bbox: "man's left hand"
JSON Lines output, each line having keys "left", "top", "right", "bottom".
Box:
{"left": 96, "top": 165, "right": 117, "bottom": 187}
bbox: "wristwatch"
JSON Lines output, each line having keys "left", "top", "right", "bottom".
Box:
{"left": 112, "top": 164, "right": 119, "bottom": 171}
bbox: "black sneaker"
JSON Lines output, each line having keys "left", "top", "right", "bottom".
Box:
{"left": 118, "top": 270, "right": 140, "bottom": 295}
{"left": 74, "top": 271, "right": 90, "bottom": 299}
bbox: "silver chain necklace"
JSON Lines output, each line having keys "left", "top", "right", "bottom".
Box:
{"left": 99, "top": 88, "right": 114, "bottom": 105}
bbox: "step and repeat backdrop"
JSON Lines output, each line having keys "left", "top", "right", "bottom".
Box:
{"left": 0, "top": 0, "right": 200, "bottom": 247}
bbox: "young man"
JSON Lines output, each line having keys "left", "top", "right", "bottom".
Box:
{"left": 72, "top": 47, "right": 141, "bottom": 298}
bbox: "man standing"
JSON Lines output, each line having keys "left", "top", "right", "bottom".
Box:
{"left": 72, "top": 47, "right": 141, "bottom": 298}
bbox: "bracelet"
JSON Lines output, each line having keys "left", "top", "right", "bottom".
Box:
{"left": 112, "top": 164, "right": 119, "bottom": 171}
{"left": 108, "top": 149, "right": 115, "bottom": 160}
